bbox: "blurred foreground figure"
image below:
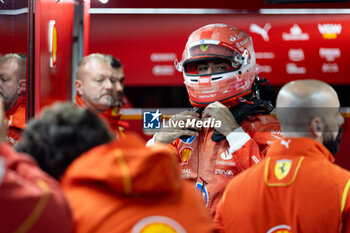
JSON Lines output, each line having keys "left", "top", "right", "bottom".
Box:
{"left": 16, "top": 103, "right": 218, "bottom": 233}
{"left": 0, "top": 99, "right": 73, "bottom": 233}
{"left": 0, "top": 53, "right": 27, "bottom": 145}
{"left": 75, "top": 53, "right": 129, "bottom": 139}
{"left": 215, "top": 79, "right": 349, "bottom": 233}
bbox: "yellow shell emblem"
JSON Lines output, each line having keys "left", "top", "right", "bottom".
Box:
{"left": 274, "top": 159, "right": 292, "bottom": 180}
{"left": 132, "top": 216, "right": 186, "bottom": 233}
{"left": 180, "top": 147, "right": 192, "bottom": 164}
{"left": 140, "top": 223, "right": 177, "bottom": 233}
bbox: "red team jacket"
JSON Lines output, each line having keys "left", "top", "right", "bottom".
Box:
{"left": 0, "top": 143, "right": 73, "bottom": 233}
{"left": 215, "top": 138, "right": 350, "bottom": 233}
{"left": 75, "top": 95, "right": 129, "bottom": 139}
{"left": 5, "top": 96, "right": 26, "bottom": 146}
{"left": 168, "top": 114, "right": 281, "bottom": 216}
{"left": 61, "top": 133, "right": 217, "bottom": 233}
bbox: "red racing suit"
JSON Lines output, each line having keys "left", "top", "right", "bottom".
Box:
{"left": 215, "top": 138, "right": 350, "bottom": 233}
{"left": 75, "top": 95, "right": 129, "bottom": 139}
{"left": 150, "top": 114, "right": 281, "bottom": 216}
{"left": 5, "top": 96, "right": 26, "bottom": 146}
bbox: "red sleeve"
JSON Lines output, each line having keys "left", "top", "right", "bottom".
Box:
{"left": 232, "top": 138, "right": 261, "bottom": 171}
{"left": 241, "top": 115, "right": 281, "bottom": 158}
{"left": 0, "top": 144, "right": 74, "bottom": 233}
{"left": 252, "top": 131, "right": 281, "bottom": 157}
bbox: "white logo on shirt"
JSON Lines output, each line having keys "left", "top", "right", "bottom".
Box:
{"left": 221, "top": 149, "right": 233, "bottom": 160}
{"left": 281, "top": 139, "right": 291, "bottom": 149}
{"left": 215, "top": 169, "right": 234, "bottom": 176}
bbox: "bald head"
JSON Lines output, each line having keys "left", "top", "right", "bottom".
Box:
{"left": 276, "top": 79, "right": 342, "bottom": 141}
{"left": 0, "top": 54, "right": 26, "bottom": 82}
{"left": 76, "top": 54, "right": 108, "bottom": 81}
{"left": 277, "top": 79, "right": 338, "bottom": 109}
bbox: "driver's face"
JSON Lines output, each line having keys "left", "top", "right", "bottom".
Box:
{"left": 196, "top": 60, "right": 231, "bottom": 75}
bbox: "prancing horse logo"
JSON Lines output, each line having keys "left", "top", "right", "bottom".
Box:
{"left": 274, "top": 159, "right": 292, "bottom": 180}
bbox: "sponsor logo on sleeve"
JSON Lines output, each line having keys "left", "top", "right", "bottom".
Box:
{"left": 251, "top": 155, "right": 260, "bottom": 164}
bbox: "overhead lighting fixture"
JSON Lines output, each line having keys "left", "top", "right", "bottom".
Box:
{"left": 89, "top": 8, "right": 239, "bottom": 14}
{"left": 260, "top": 8, "right": 350, "bottom": 14}
{"left": 99, "top": 0, "right": 108, "bottom": 4}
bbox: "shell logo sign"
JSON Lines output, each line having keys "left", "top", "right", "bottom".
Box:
{"left": 131, "top": 216, "right": 186, "bottom": 233}
{"left": 267, "top": 224, "right": 291, "bottom": 233}
{"left": 137, "top": 223, "right": 177, "bottom": 233}
{"left": 49, "top": 20, "right": 57, "bottom": 68}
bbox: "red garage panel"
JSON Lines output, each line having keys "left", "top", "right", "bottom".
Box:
{"left": 90, "top": 13, "right": 350, "bottom": 86}
{"left": 34, "top": 0, "right": 74, "bottom": 114}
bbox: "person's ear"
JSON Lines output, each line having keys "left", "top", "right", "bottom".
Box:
{"left": 0, "top": 99, "right": 7, "bottom": 142}
{"left": 310, "top": 117, "right": 324, "bottom": 139}
{"left": 75, "top": 79, "right": 83, "bottom": 96}
{"left": 17, "top": 79, "right": 26, "bottom": 96}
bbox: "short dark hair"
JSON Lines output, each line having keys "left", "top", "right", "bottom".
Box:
{"left": 104, "top": 54, "right": 122, "bottom": 69}
{"left": 15, "top": 102, "right": 113, "bottom": 179}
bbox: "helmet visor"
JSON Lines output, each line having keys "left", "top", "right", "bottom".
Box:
{"left": 183, "top": 44, "right": 247, "bottom": 75}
